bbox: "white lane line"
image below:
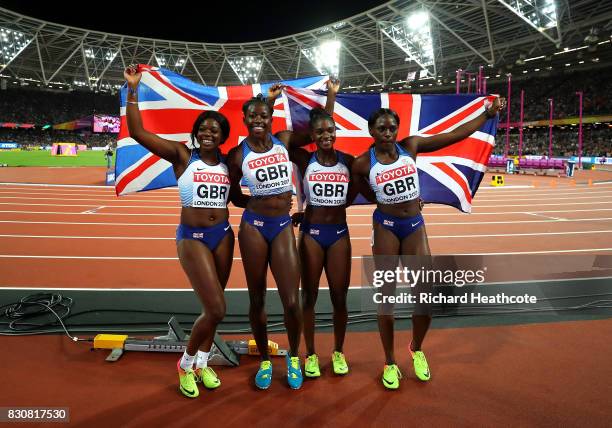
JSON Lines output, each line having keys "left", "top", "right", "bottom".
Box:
{"left": 0, "top": 234, "right": 175, "bottom": 240}
{"left": 352, "top": 230, "right": 612, "bottom": 240}
{"left": 432, "top": 195, "right": 612, "bottom": 205}
{"left": 428, "top": 195, "right": 612, "bottom": 204}
{"left": 479, "top": 185, "right": 535, "bottom": 189}
{"left": 0, "top": 195, "right": 179, "bottom": 203}
{"left": 0, "top": 210, "right": 177, "bottom": 216}
{"left": 0, "top": 182, "right": 111, "bottom": 189}
{"left": 0, "top": 202, "right": 179, "bottom": 209}
{"left": 2, "top": 247, "right": 612, "bottom": 260}
{"left": 2, "top": 230, "right": 612, "bottom": 241}
{"left": 354, "top": 201, "right": 612, "bottom": 210}
{"left": 0, "top": 188, "right": 177, "bottom": 196}
{"left": 81, "top": 206, "right": 106, "bottom": 214}
{"left": 4, "top": 275, "right": 612, "bottom": 292}
{"left": 3, "top": 208, "right": 612, "bottom": 217}
{"left": 2, "top": 200, "right": 612, "bottom": 212}
{"left": 525, "top": 212, "right": 565, "bottom": 221}
{"left": 1, "top": 218, "right": 612, "bottom": 228}
{"left": 2, "top": 181, "right": 611, "bottom": 193}
{"left": 5, "top": 187, "right": 612, "bottom": 199}
{"left": 455, "top": 248, "right": 612, "bottom": 255}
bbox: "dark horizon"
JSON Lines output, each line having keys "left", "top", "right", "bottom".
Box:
{"left": 0, "top": 0, "right": 385, "bottom": 43}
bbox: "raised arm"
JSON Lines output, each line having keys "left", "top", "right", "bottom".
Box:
{"left": 323, "top": 78, "right": 339, "bottom": 116}
{"left": 273, "top": 79, "right": 340, "bottom": 149}
{"left": 226, "top": 146, "right": 250, "bottom": 208}
{"left": 124, "top": 65, "right": 188, "bottom": 164}
{"left": 400, "top": 97, "right": 505, "bottom": 155}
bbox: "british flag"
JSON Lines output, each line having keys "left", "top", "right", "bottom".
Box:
{"left": 116, "top": 66, "right": 498, "bottom": 213}
{"left": 115, "top": 65, "right": 327, "bottom": 196}
{"left": 284, "top": 87, "right": 499, "bottom": 213}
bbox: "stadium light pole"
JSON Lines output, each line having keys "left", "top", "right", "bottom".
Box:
{"left": 548, "top": 98, "right": 554, "bottom": 159}
{"left": 518, "top": 89, "right": 524, "bottom": 158}
{"left": 576, "top": 91, "right": 583, "bottom": 168}
{"left": 456, "top": 69, "right": 462, "bottom": 94}
{"left": 504, "top": 74, "right": 512, "bottom": 158}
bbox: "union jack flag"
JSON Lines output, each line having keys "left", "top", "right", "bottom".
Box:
{"left": 115, "top": 65, "right": 327, "bottom": 196}
{"left": 284, "top": 87, "right": 498, "bottom": 213}
{"left": 117, "top": 66, "right": 498, "bottom": 213}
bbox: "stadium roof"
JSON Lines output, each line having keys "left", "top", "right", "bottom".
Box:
{"left": 0, "top": 0, "right": 610, "bottom": 93}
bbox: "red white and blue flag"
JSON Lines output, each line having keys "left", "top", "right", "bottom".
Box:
{"left": 116, "top": 65, "right": 498, "bottom": 212}
{"left": 115, "top": 65, "right": 327, "bottom": 196}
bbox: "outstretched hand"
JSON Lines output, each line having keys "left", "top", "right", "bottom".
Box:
{"left": 485, "top": 96, "right": 505, "bottom": 117}
{"left": 124, "top": 64, "right": 141, "bottom": 88}
{"left": 268, "top": 83, "right": 285, "bottom": 100}
{"left": 327, "top": 78, "right": 340, "bottom": 95}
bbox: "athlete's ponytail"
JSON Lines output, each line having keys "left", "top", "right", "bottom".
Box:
{"left": 242, "top": 93, "right": 273, "bottom": 116}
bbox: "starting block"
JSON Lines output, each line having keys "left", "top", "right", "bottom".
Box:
{"left": 491, "top": 175, "right": 505, "bottom": 187}
{"left": 93, "top": 316, "right": 287, "bottom": 365}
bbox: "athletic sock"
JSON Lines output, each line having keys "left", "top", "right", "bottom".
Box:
{"left": 179, "top": 352, "right": 196, "bottom": 370}
{"left": 195, "top": 351, "right": 209, "bottom": 369}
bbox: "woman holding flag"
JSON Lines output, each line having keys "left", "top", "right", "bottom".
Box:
{"left": 226, "top": 80, "right": 337, "bottom": 390}
{"left": 124, "top": 65, "right": 239, "bottom": 399}
{"left": 288, "top": 92, "right": 362, "bottom": 379}
{"left": 351, "top": 96, "right": 504, "bottom": 390}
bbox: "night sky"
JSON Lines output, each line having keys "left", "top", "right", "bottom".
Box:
{"left": 0, "top": 0, "right": 385, "bottom": 42}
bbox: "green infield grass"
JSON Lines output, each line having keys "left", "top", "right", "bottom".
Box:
{"left": 0, "top": 150, "right": 115, "bottom": 167}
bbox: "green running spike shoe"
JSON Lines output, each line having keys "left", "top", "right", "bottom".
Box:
{"left": 410, "top": 342, "right": 431, "bottom": 381}
{"left": 195, "top": 366, "right": 221, "bottom": 389}
{"left": 331, "top": 351, "right": 349, "bottom": 375}
{"left": 177, "top": 359, "right": 199, "bottom": 398}
{"left": 304, "top": 354, "right": 321, "bottom": 378}
{"left": 382, "top": 364, "right": 402, "bottom": 390}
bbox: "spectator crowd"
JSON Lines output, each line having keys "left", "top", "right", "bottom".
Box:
{"left": 0, "top": 66, "right": 609, "bottom": 157}
{"left": 493, "top": 126, "right": 610, "bottom": 157}
{"left": 486, "top": 67, "right": 612, "bottom": 123}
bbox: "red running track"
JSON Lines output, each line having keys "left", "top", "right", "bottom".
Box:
{"left": 0, "top": 172, "right": 611, "bottom": 290}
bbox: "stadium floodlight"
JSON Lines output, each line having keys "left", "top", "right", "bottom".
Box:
{"left": 155, "top": 54, "right": 188, "bottom": 72}
{"left": 227, "top": 56, "right": 263, "bottom": 84}
{"left": 84, "top": 46, "right": 117, "bottom": 62}
{"left": 0, "top": 27, "right": 33, "bottom": 71}
{"left": 497, "top": 0, "right": 560, "bottom": 45}
{"left": 381, "top": 10, "right": 436, "bottom": 78}
{"left": 82, "top": 46, "right": 119, "bottom": 89}
{"left": 301, "top": 40, "right": 341, "bottom": 78}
